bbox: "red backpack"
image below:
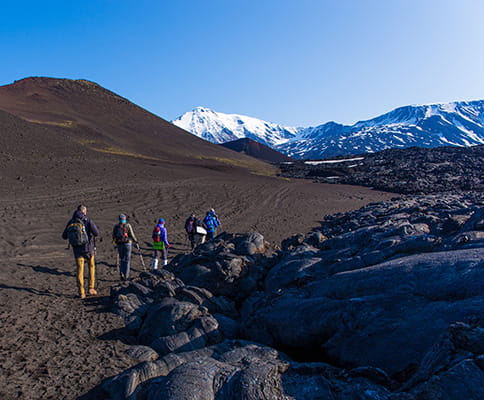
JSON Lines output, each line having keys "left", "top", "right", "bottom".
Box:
{"left": 153, "top": 226, "right": 161, "bottom": 243}
{"left": 114, "top": 223, "right": 129, "bottom": 244}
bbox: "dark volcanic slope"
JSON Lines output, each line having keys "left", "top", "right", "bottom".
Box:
{"left": 0, "top": 77, "right": 275, "bottom": 186}
{"left": 278, "top": 145, "right": 484, "bottom": 194}
{"left": 220, "top": 138, "right": 294, "bottom": 163}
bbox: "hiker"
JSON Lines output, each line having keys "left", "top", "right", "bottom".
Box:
{"left": 151, "top": 218, "right": 170, "bottom": 269}
{"left": 184, "top": 212, "right": 199, "bottom": 249}
{"left": 185, "top": 213, "right": 207, "bottom": 250}
{"left": 62, "top": 204, "right": 100, "bottom": 299}
{"left": 112, "top": 213, "right": 138, "bottom": 281}
{"left": 203, "top": 208, "right": 220, "bottom": 241}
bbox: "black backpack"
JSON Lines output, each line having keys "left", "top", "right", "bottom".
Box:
{"left": 186, "top": 218, "right": 197, "bottom": 233}
{"left": 114, "top": 223, "right": 129, "bottom": 244}
{"left": 66, "top": 218, "right": 89, "bottom": 247}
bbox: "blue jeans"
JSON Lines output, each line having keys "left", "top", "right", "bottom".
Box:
{"left": 117, "top": 243, "right": 132, "bottom": 279}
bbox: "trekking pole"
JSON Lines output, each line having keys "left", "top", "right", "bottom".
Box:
{"left": 135, "top": 242, "right": 146, "bottom": 270}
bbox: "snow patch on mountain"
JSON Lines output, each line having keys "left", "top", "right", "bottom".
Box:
{"left": 172, "top": 107, "right": 298, "bottom": 147}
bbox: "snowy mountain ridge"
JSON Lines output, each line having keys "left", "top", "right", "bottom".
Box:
{"left": 172, "top": 101, "right": 484, "bottom": 159}
{"left": 172, "top": 106, "right": 298, "bottom": 147}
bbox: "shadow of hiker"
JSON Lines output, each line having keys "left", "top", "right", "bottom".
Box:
{"left": 97, "top": 326, "right": 138, "bottom": 345}
{"left": 16, "top": 263, "right": 74, "bottom": 277}
{"left": 0, "top": 283, "right": 63, "bottom": 297}
{"left": 82, "top": 294, "right": 115, "bottom": 314}
{"left": 97, "top": 260, "right": 117, "bottom": 269}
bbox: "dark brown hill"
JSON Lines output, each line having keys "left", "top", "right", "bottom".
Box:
{"left": 219, "top": 138, "right": 294, "bottom": 163}
{"left": 0, "top": 77, "right": 274, "bottom": 188}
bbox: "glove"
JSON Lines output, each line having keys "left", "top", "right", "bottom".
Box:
{"left": 167, "top": 244, "right": 171, "bottom": 248}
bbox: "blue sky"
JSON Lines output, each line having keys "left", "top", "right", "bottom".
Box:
{"left": 2, "top": 1, "right": 484, "bottom": 126}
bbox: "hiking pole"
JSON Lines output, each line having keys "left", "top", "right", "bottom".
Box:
{"left": 135, "top": 242, "right": 146, "bottom": 271}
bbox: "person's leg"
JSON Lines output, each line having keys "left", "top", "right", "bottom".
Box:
{"left": 162, "top": 247, "right": 168, "bottom": 266}
{"left": 76, "top": 257, "right": 85, "bottom": 298}
{"left": 118, "top": 244, "right": 127, "bottom": 279}
{"left": 87, "top": 255, "right": 97, "bottom": 295}
{"left": 125, "top": 243, "right": 132, "bottom": 278}
{"left": 151, "top": 248, "right": 160, "bottom": 270}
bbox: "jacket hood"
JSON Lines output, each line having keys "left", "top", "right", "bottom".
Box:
{"left": 72, "top": 210, "right": 86, "bottom": 221}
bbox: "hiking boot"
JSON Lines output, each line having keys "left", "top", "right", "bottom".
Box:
{"left": 88, "top": 288, "right": 97, "bottom": 296}
{"left": 80, "top": 293, "right": 86, "bottom": 299}
{"left": 120, "top": 273, "right": 126, "bottom": 281}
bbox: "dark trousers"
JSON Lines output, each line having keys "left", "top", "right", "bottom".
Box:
{"left": 117, "top": 243, "right": 132, "bottom": 278}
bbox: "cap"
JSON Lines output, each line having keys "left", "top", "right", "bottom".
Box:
{"left": 119, "top": 213, "right": 127, "bottom": 222}
{"left": 158, "top": 218, "right": 165, "bottom": 224}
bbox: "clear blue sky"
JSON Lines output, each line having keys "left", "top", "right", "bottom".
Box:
{"left": 2, "top": 0, "right": 484, "bottom": 127}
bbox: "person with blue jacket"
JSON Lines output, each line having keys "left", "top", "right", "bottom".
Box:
{"left": 62, "top": 204, "right": 100, "bottom": 299}
{"left": 203, "top": 209, "right": 221, "bottom": 241}
{"left": 151, "top": 218, "right": 170, "bottom": 269}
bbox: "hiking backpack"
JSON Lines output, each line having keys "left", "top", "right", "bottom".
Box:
{"left": 186, "top": 218, "right": 196, "bottom": 233}
{"left": 66, "top": 219, "right": 89, "bottom": 247}
{"left": 153, "top": 226, "right": 161, "bottom": 243}
{"left": 114, "top": 223, "right": 129, "bottom": 244}
{"left": 204, "top": 216, "right": 217, "bottom": 231}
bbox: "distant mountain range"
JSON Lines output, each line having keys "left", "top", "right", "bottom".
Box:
{"left": 173, "top": 101, "right": 484, "bottom": 159}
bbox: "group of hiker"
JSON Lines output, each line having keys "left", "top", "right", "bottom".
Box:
{"left": 184, "top": 208, "right": 221, "bottom": 249}
{"left": 62, "top": 205, "right": 221, "bottom": 299}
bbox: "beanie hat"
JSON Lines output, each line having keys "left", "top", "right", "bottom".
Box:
{"left": 158, "top": 218, "right": 165, "bottom": 224}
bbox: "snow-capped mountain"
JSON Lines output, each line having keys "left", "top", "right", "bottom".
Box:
{"left": 173, "top": 101, "right": 484, "bottom": 159}
{"left": 172, "top": 107, "right": 298, "bottom": 147}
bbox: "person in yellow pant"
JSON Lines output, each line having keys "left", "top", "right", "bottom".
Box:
{"left": 62, "top": 205, "right": 100, "bottom": 299}
{"left": 76, "top": 255, "right": 96, "bottom": 298}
